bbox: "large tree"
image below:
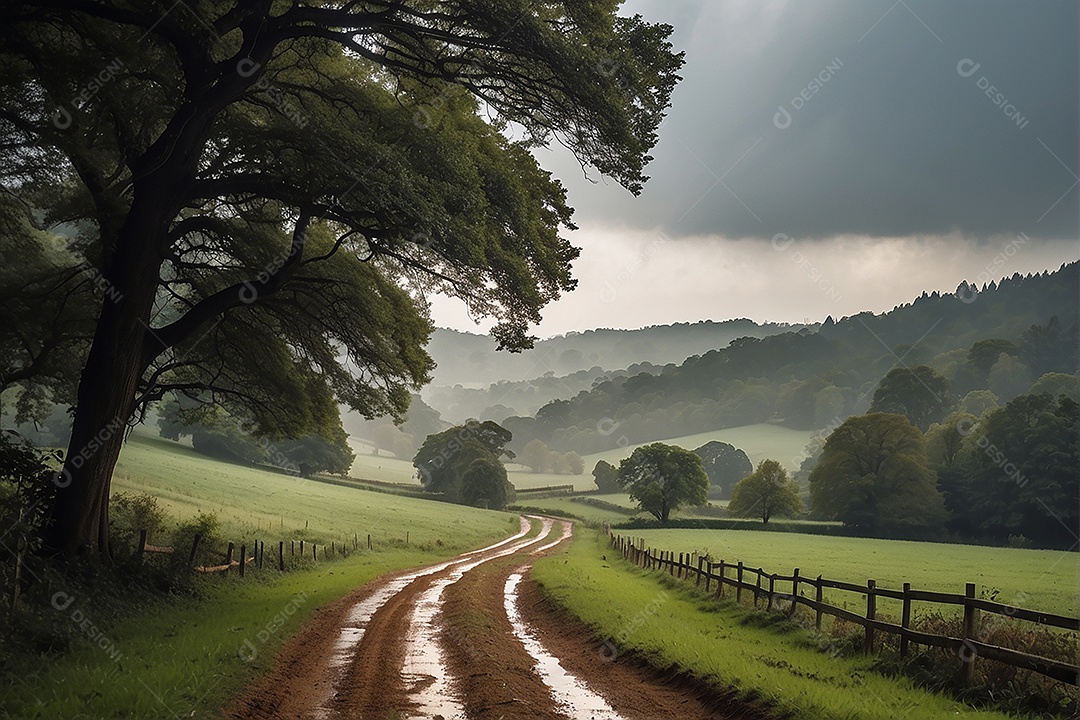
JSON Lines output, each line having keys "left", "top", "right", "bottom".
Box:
{"left": 868, "top": 366, "right": 953, "bottom": 431}
{"left": 949, "top": 393, "right": 1079, "bottom": 547}
{"left": 808, "top": 413, "right": 946, "bottom": 537}
{"left": 727, "top": 459, "right": 801, "bottom": 525}
{"left": 413, "top": 420, "right": 514, "bottom": 506}
{"left": 0, "top": 2, "right": 682, "bottom": 555}
{"left": 617, "top": 443, "right": 708, "bottom": 523}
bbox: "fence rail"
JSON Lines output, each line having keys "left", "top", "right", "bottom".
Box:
{"left": 137, "top": 529, "right": 380, "bottom": 576}
{"left": 608, "top": 532, "right": 1079, "bottom": 687}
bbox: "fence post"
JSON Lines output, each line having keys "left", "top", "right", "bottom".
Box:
{"left": 225, "top": 542, "right": 235, "bottom": 576}
{"left": 767, "top": 574, "right": 775, "bottom": 611}
{"left": 815, "top": 576, "right": 823, "bottom": 631}
{"left": 901, "top": 582, "right": 911, "bottom": 658}
{"left": 717, "top": 560, "right": 725, "bottom": 598}
{"left": 790, "top": 569, "right": 800, "bottom": 616}
{"left": 189, "top": 532, "right": 202, "bottom": 565}
{"left": 300, "top": 540, "right": 304, "bottom": 557}
{"left": 962, "top": 582, "right": 978, "bottom": 685}
{"left": 754, "top": 571, "right": 762, "bottom": 608}
{"left": 137, "top": 529, "right": 147, "bottom": 560}
{"left": 239, "top": 544, "right": 246, "bottom": 577}
{"left": 312, "top": 543, "right": 317, "bottom": 561}
{"left": 698, "top": 557, "right": 705, "bottom": 588}
{"left": 864, "top": 579, "right": 876, "bottom": 653}
{"left": 291, "top": 539, "right": 294, "bottom": 556}
{"left": 278, "top": 541, "right": 285, "bottom": 571}
{"left": 367, "top": 534, "right": 372, "bottom": 550}
{"left": 736, "top": 562, "right": 744, "bottom": 604}
{"left": 678, "top": 552, "right": 683, "bottom": 578}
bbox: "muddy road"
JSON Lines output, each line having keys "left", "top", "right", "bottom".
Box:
{"left": 228, "top": 516, "right": 759, "bottom": 720}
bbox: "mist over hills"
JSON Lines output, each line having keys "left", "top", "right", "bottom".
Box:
{"left": 424, "top": 319, "right": 811, "bottom": 388}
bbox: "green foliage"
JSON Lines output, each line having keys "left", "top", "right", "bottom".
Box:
{"left": 728, "top": 459, "right": 802, "bottom": 524}
{"left": 692, "top": 440, "right": 753, "bottom": 498}
{"left": 1026, "top": 372, "right": 1080, "bottom": 402}
{"left": 617, "top": 443, "right": 708, "bottom": 522}
{"left": 924, "top": 412, "right": 977, "bottom": 471}
{"left": 109, "top": 492, "right": 168, "bottom": 556}
{"left": 460, "top": 457, "right": 515, "bottom": 510}
{"left": 413, "top": 420, "right": 514, "bottom": 507}
{"left": 511, "top": 268, "right": 1078, "bottom": 455}
{"left": 869, "top": 366, "right": 954, "bottom": 430}
{"left": 521, "top": 438, "right": 552, "bottom": 473}
{"left": 591, "top": 460, "right": 621, "bottom": 493}
{"left": 2, "top": 1, "right": 683, "bottom": 554}
{"left": 946, "top": 393, "right": 1079, "bottom": 547}
{"left": 809, "top": 414, "right": 946, "bottom": 537}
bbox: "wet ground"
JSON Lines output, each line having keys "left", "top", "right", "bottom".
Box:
{"left": 227, "top": 516, "right": 767, "bottom": 720}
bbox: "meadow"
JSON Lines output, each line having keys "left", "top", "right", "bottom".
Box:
{"left": 627, "top": 528, "right": 1079, "bottom": 617}
{"left": 346, "top": 421, "right": 815, "bottom": 492}
{"left": 113, "top": 434, "right": 508, "bottom": 549}
{"left": 2, "top": 435, "right": 519, "bottom": 719}
{"left": 532, "top": 531, "right": 1022, "bottom": 720}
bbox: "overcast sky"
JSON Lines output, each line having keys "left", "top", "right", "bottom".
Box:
{"left": 432, "top": 0, "right": 1079, "bottom": 336}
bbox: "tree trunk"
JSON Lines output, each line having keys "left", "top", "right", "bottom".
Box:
{"left": 44, "top": 206, "right": 164, "bottom": 557}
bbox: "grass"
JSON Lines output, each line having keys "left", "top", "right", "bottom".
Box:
{"left": 3, "top": 435, "right": 519, "bottom": 719}
{"left": 113, "top": 434, "right": 507, "bottom": 548}
{"left": 584, "top": 423, "right": 816, "bottom": 472}
{"left": 345, "top": 422, "right": 818, "bottom": 490}
{"left": 532, "top": 530, "right": 1022, "bottom": 720}
{"left": 625, "top": 528, "right": 1079, "bottom": 618}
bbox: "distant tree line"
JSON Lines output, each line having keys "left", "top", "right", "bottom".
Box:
{"left": 499, "top": 265, "right": 1076, "bottom": 456}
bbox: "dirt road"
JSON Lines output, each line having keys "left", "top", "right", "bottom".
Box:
{"left": 227, "top": 516, "right": 766, "bottom": 720}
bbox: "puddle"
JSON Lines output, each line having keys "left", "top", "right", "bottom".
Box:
{"left": 532, "top": 520, "right": 573, "bottom": 554}
{"left": 504, "top": 571, "right": 629, "bottom": 720}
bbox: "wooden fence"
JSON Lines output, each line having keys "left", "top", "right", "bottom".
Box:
{"left": 138, "top": 530, "right": 378, "bottom": 576}
{"left": 608, "top": 532, "right": 1079, "bottom": 686}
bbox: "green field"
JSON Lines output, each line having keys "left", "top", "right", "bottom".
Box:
{"left": 113, "top": 435, "right": 510, "bottom": 549}
{"left": 625, "top": 528, "right": 1079, "bottom": 617}
{"left": 533, "top": 531, "right": 1018, "bottom": 720}
{"left": 347, "top": 422, "right": 815, "bottom": 492}
{"left": 585, "top": 423, "right": 815, "bottom": 472}
{"left": 4, "top": 435, "right": 519, "bottom": 719}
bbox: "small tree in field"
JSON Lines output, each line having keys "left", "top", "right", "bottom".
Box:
{"left": 521, "top": 439, "right": 552, "bottom": 473}
{"left": 617, "top": 443, "right": 708, "bottom": 523}
{"left": 592, "top": 460, "right": 620, "bottom": 493}
{"left": 727, "top": 460, "right": 801, "bottom": 525}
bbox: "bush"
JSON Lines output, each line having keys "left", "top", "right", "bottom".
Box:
{"left": 110, "top": 492, "right": 168, "bottom": 559}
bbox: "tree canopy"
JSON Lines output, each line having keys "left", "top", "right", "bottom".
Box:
{"left": 727, "top": 459, "right": 801, "bottom": 525}
{"left": 591, "top": 459, "right": 620, "bottom": 493}
{"left": 617, "top": 443, "right": 708, "bottom": 523}
{"left": 946, "top": 393, "right": 1079, "bottom": 547}
{"left": 0, "top": 1, "right": 683, "bottom": 554}
{"left": 868, "top": 366, "right": 953, "bottom": 431}
{"left": 809, "top": 413, "right": 946, "bottom": 537}
{"left": 413, "top": 420, "right": 514, "bottom": 508}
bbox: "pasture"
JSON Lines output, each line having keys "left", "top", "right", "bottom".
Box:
{"left": 532, "top": 531, "right": 1019, "bottom": 720}
{"left": 630, "top": 528, "right": 1079, "bottom": 617}
{"left": 113, "top": 434, "right": 510, "bottom": 550}
{"left": 346, "top": 422, "right": 816, "bottom": 492}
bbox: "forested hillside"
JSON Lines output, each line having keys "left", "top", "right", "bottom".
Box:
{"left": 425, "top": 319, "right": 809, "bottom": 386}
{"left": 502, "top": 264, "right": 1078, "bottom": 455}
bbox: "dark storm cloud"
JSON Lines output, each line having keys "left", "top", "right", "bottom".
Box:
{"left": 544, "top": 0, "right": 1078, "bottom": 241}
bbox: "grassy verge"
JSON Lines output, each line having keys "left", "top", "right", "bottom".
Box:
{"left": 3, "top": 541, "right": 514, "bottom": 719}
{"left": 2, "top": 435, "right": 519, "bottom": 719}
{"left": 532, "top": 530, "right": 1023, "bottom": 720}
